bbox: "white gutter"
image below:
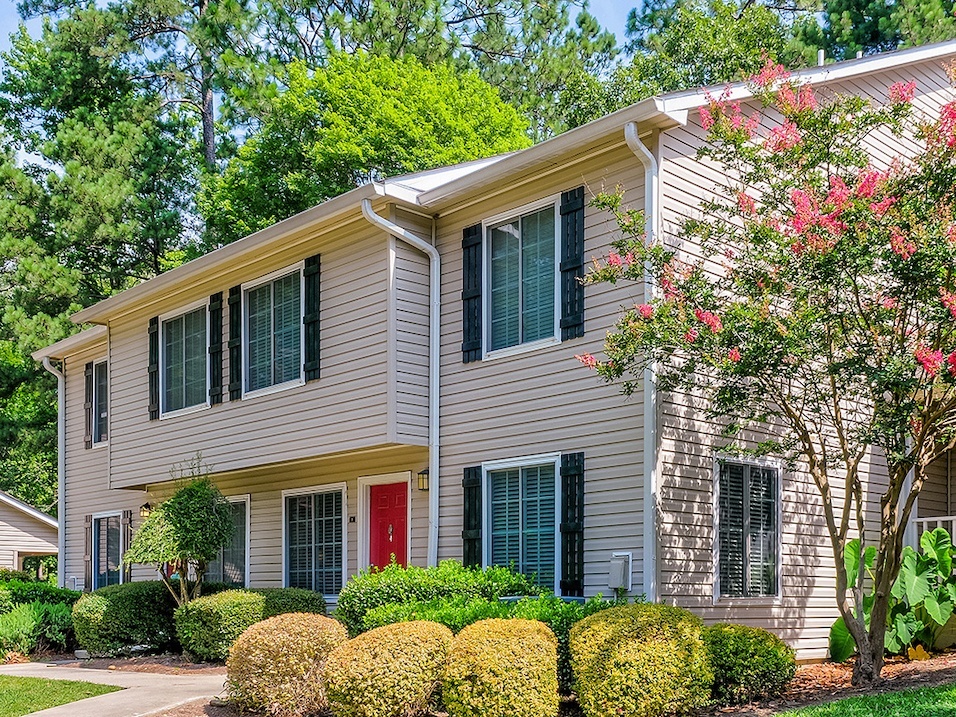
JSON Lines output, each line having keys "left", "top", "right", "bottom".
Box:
{"left": 40, "top": 357, "right": 66, "bottom": 588}
{"left": 360, "top": 199, "right": 441, "bottom": 567}
{"left": 625, "top": 121, "right": 660, "bottom": 602}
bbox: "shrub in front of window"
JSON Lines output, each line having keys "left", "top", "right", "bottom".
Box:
{"left": 570, "top": 603, "right": 713, "bottom": 717}
{"left": 226, "top": 612, "right": 347, "bottom": 717}
{"left": 442, "top": 618, "right": 558, "bottom": 717}
{"left": 703, "top": 623, "right": 795, "bottom": 704}
{"left": 325, "top": 621, "right": 453, "bottom": 717}
{"left": 174, "top": 587, "right": 326, "bottom": 662}
{"left": 335, "top": 560, "right": 541, "bottom": 636}
{"left": 72, "top": 580, "right": 232, "bottom": 655}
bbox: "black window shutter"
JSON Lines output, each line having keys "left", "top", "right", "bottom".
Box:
{"left": 121, "top": 509, "right": 133, "bottom": 583}
{"left": 83, "top": 514, "right": 93, "bottom": 592}
{"left": 84, "top": 362, "right": 94, "bottom": 448}
{"left": 228, "top": 286, "right": 242, "bottom": 400}
{"left": 560, "top": 452, "right": 585, "bottom": 597}
{"left": 461, "top": 224, "right": 483, "bottom": 363}
{"left": 209, "top": 292, "right": 223, "bottom": 405}
{"left": 148, "top": 317, "right": 160, "bottom": 420}
{"left": 462, "top": 466, "right": 482, "bottom": 567}
{"left": 560, "top": 186, "right": 586, "bottom": 341}
{"left": 304, "top": 254, "right": 321, "bottom": 382}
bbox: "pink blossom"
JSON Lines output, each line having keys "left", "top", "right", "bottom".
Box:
{"left": 855, "top": 168, "right": 886, "bottom": 198}
{"left": 607, "top": 252, "right": 623, "bottom": 267}
{"left": 624, "top": 252, "right": 636, "bottom": 265}
{"left": 889, "top": 80, "right": 916, "bottom": 105}
{"left": 699, "top": 105, "right": 715, "bottom": 131}
{"left": 576, "top": 353, "right": 598, "bottom": 369}
{"left": 752, "top": 59, "right": 789, "bottom": 88}
{"left": 791, "top": 240, "right": 805, "bottom": 256}
{"left": 947, "top": 224, "right": 956, "bottom": 245}
{"left": 890, "top": 229, "right": 917, "bottom": 260}
{"left": 737, "top": 191, "right": 757, "bottom": 215}
{"left": 936, "top": 101, "right": 956, "bottom": 147}
{"left": 826, "top": 176, "right": 851, "bottom": 210}
{"left": 881, "top": 296, "right": 899, "bottom": 310}
{"left": 684, "top": 329, "right": 699, "bottom": 343}
{"left": 949, "top": 351, "right": 956, "bottom": 377}
{"left": 728, "top": 347, "right": 742, "bottom": 363}
{"left": 942, "top": 289, "right": 956, "bottom": 319}
{"left": 870, "top": 196, "right": 898, "bottom": 217}
{"left": 637, "top": 303, "right": 654, "bottom": 319}
{"left": 776, "top": 84, "right": 817, "bottom": 113}
{"left": 916, "top": 344, "right": 944, "bottom": 377}
{"left": 694, "top": 308, "right": 723, "bottom": 333}
{"left": 767, "top": 121, "right": 802, "bottom": 152}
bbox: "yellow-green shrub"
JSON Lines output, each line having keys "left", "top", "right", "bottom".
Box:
{"left": 226, "top": 612, "right": 347, "bottom": 717}
{"left": 442, "top": 618, "right": 558, "bottom": 717}
{"left": 570, "top": 603, "right": 713, "bottom": 717}
{"left": 325, "top": 621, "right": 452, "bottom": 717}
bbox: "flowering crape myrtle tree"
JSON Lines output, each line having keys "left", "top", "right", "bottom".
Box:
{"left": 580, "top": 63, "right": 956, "bottom": 684}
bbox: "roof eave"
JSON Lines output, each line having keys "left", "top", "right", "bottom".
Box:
{"left": 32, "top": 325, "right": 109, "bottom": 362}
{"left": 0, "top": 491, "right": 58, "bottom": 529}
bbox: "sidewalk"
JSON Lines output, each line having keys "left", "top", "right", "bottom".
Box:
{"left": 0, "top": 662, "right": 226, "bottom": 717}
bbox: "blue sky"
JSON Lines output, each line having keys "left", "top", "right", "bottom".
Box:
{"left": 0, "top": 1, "right": 634, "bottom": 54}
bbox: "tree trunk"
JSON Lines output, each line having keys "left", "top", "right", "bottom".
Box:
{"left": 198, "top": 0, "right": 216, "bottom": 170}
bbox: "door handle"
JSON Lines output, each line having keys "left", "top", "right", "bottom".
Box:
{"left": 388, "top": 523, "right": 394, "bottom": 542}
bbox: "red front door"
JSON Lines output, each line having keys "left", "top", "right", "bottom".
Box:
{"left": 369, "top": 482, "right": 408, "bottom": 568}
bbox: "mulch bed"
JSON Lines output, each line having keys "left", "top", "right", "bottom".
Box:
{"left": 60, "top": 649, "right": 956, "bottom": 716}
{"left": 34, "top": 653, "right": 226, "bottom": 676}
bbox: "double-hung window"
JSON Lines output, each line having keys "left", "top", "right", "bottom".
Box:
{"left": 284, "top": 486, "right": 345, "bottom": 595}
{"left": 92, "top": 513, "right": 122, "bottom": 589}
{"left": 716, "top": 460, "right": 780, "bottom": 599}
{"left": 487, "top": 202, "right": 558, "bottom": 353}
{"left": 206, "top": 498, "right": 249, "bottom": 587}
{"left": 161, "top": 305, "right": 208, "bottom": 416}
{"left": 484, "top": 456, "right": 559, "bottom": 591}
{"left": 92, "top": 360, "right": 108, "bottom": 444}
{"left": 245, "top": 267, "right": 303, "bottom": 395}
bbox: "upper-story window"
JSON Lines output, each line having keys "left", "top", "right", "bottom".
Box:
{"left": 487, "top": 202, "right": 558, "bottom": 353}
{"left": 244, "top": 265, "right": 304, "bottom": 395}
{"left": 85, "top": 359, "right": 108, "bottom": 448}
{"left": 716, "top": 459, "right": 780, "bottom": 599}
{"left": 161, "top": 305, "right": 208, "bottom": 416}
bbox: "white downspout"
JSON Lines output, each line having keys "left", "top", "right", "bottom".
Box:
{"left": 360, "top": 199, "right": 441, "bottom": 567}
{"left": 41, "top": 357, "right": 66, "bottom": 588}
{"left": 625, "top": 121, "right": 660, "bottom": 602}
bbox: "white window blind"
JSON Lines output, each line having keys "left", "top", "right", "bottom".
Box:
{"left": 489, "top": 463, "right": 556, "bottom": 587}
{"left": 286, "top": 490, "right": 343, "bottom": 594}
{"left": 162, "top": 307, "right": 207, "bottom": 413}
{"left": 207, "top": 501, "right": 247, "bottom": 587}
{"left": 247, "top": 270, "right": 302, "bottom": 393}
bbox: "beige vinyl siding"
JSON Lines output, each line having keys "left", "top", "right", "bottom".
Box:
{"left": 388, "top": 207, "right": 430, "bottom": 445}
{"left": 107, "top": 218, "right": 416, "bottom": 490}
{"left": 62, "top": 342, "right": 155, "bottom": 590}
{"left": 654, "top": 63, "right": 955, "bottom": 659}
{"left": 919, "top": 450, "right": 952, "bottom": 519}
{"left": 435, "top": 143, "right": 649, "bottom": 597}
{"left": 0, "top": 503, "right": 56, "bottom": 569}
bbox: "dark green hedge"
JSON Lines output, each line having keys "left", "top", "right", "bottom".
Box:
{"left": 703, "top": 623, "right": 796, "bottom": 704}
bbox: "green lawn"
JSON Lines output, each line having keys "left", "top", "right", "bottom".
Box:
{"left": 0, "top": 675, "right": 122, "bottom": 717}
{"left": 781, "top": 682, "right": 956, "bottom": 716}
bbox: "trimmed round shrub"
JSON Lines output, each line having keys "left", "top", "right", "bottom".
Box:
{"left": 570, "top": 603, "right": 713, "bottom": 717}
{"left": 226, "top": 612, "right": 347, "bottom": 716}
{"left": 325, "top": 621, "right": 452, "bottom": 717}
{"left": 703, "top": 623, "right": 796, "bottom": 704}
{"left": 72, "top": 580, "right": 233, "bottom": 655}
{"left": 175, "top": 587, "right": 326, "bottom": 661}
{"left": 443, "top": 618, "right": 558, "bottom": 717}
{"left": 336, "top": 560, "right": 541, "bottom": 635}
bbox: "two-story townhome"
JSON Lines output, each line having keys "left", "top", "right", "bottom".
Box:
{"left": 34, "top": 40, "right": 956, "bottom": 661}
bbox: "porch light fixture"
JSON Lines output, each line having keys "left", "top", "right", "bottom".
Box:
{"left": 417, "top": 469, "right": 430, "bottom": 492}
{"left": 139, "top": 503, "right": 152, "bottom": 519}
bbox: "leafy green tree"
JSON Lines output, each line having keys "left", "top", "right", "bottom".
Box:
{"left": 125, "top": 468, "right": 233, "bottom": 605}
{"left": 201, "top": 53, "right": 531, "bottom": 245}
{"left": 581, "top": 67, "right": 956, "bottom": 684}
{"left": 559, "top": 0, "right": 800, "bottom": 129}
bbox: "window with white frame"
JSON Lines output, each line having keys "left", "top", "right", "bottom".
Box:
{"left": 717, "top": 460, "right": 780, "bottom": 598}
{"left": 485, "top": 458, "right": 558, "bottom": 590}
{"left": 206, "top": 498, "right": 248, "bottom": 587}
{"left": 93, "top": 360, "right": 108, "bottom": 444}
{"left": 487, "top": 203, "right": 557, "bottom": 352}
{"left": 93, "top": 513, "right": 122, "bottom": 589}
{"left": 285, "top": 488, "right": 344, "bottom": 595}
{"left": 161, "top": 305, "right": 208, "bottom": 415}
{"left": 245, "top": 268, "right": 303, "bottom": 394}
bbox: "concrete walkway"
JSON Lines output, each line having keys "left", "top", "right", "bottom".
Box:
{"left": 0, "top": 661, "right": 226, "bottom": 717}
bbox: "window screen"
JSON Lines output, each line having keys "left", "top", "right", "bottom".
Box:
{"left": 163, "top": 307, "right": 207, "bottom": 413}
